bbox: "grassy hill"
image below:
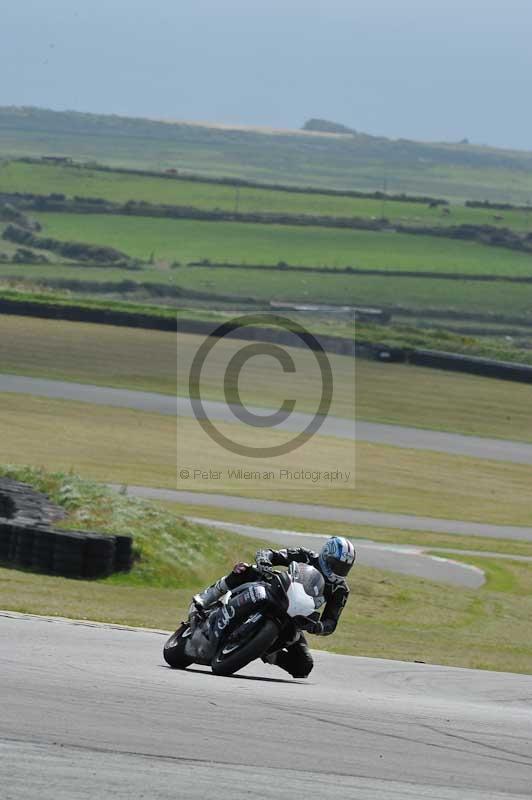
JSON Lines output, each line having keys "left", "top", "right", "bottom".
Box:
{"left": 2, "top": 106, "right": 532, "bottom": 202}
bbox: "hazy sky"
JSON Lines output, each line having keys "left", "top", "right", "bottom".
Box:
{"left": 2, "top": 0, "right": 531, "bottom": 149}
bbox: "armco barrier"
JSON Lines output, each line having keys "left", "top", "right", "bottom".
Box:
{"left": 409, "top": 348, "right": 532, "bottom": 383}
{"left": 0, "top": 478, "right": 133, "bottom": 578}
{"left": 0, "top": 298, "right": 177, "bottom": 331}
{"left": 356, "top": 342, "right": 532, "bottom": 382}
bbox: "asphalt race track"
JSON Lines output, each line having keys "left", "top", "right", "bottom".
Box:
{"left": 3, "top": 374, "right": 532, "bottom": 464}
{"left": 1, "top": 613, "right": 531, "bottom": 800}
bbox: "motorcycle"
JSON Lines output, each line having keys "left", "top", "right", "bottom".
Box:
{"left": 163, "top": 561, "right": 325, "bottom": 676}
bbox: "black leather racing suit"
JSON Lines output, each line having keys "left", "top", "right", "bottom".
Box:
{"left": 224, "top": 547, "right": 350, "bottom": 678}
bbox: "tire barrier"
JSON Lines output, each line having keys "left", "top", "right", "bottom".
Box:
{"left": 0, "top": 478, "right": 133, "bottom": 579}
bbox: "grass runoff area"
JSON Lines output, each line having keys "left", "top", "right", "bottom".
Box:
{"left": 0, "top": 466, "right": 531, "bottom": 675}
{"left": 4, "top": 160, "right": 532, "bottom": 232}
{"left": 1, "top": 315, "right": 532, "bottom": 443}
{"left": 31, "top": 212, "right": 532, "bottom": 276}
{"left": 3, "top": 107, "right": 532, "bottom": 203}
{"left": 1, "top": 392, "right": 531, "bottom": 525}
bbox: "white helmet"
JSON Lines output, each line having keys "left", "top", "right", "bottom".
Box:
{"left": 319, "top": 537, "right": 356, "bottom": 582}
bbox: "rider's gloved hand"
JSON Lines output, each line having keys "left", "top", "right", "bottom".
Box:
{"left": 294, "top": 613, "right": 324, "bottom": 635}
{"left": 304, "top": 619, "right": 324, "bottom": 635}
{"left": 255, "top": 549, "right": 272, "bottom": 568}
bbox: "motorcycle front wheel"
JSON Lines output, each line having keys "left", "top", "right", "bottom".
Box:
{"left": 211, "top": 618, "right": 279, "bottom": 676}
{"left": 163, "top": 622, "right": 194, "bottom": 669}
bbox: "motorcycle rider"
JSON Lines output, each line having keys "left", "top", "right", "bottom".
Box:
{"left": 189, "top": 536, "right": 356, "bottom": 679}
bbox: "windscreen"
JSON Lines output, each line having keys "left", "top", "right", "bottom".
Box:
{"left": 289, "top": 562, "right": 325, "bottom": 609}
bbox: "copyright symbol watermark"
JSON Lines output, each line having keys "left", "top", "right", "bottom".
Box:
{"left": 187, "top": 314, "right": 333, "bottom": 458}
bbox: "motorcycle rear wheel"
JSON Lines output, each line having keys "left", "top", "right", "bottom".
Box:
{"left": 211, "top": 618, "right": 279, "bottom": 676}
{"left": 163, "top": 623, "right": 194, "bottom": 669}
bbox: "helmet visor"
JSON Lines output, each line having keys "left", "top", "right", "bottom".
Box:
{"left": 328, "top": 556, "right": 352, "bottom": 578}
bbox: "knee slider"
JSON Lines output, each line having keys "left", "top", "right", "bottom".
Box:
{"left": 292, "top": 656, "right": 314, "bottom": 679}
{"left": 291, "top": 667, "right": 313, "bottom": 678}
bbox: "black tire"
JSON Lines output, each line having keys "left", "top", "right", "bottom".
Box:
{"left": 211, "top": 618, "right": 279, "bottom": 677}
{"left": 163, "top": 624, "right": 194, "bottom": 669}
{"left": 0, "top": 523, "right": 13, "bottom": 561}
{"left": 114, "top": 535, "right": 133, "bottom": 571}
{"left": 52, "top": 554, "right": 84, "bottom": 577}
{"left": 85, "top": 535, "right": 116, "bottom": 559}
{"left": 13, "top": 528, "right": 35, "bottom": 566}
{"left": 31, "top": 530, "right": 55, "bottom": 570}
{"left": 32, "top": 545, "right": 54, "bottom": 571}
{"left": 84, "top": 555, "right": 114, "bottom": 578}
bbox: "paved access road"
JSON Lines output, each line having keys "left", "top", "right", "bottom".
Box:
{"left": 3, "top": 374, "right": 532, "bottom": 463}
{"left": 118, "top": 484, "right": 532, "bottom": 542}
{"left": 186, "top": 517, "right": 485, "bottom": 588}
{"left": 1, "top": 613, "right": 531, "bottom": 800}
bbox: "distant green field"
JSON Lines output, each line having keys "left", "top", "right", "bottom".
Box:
{"left": 3, "top": 107, "right": 532, "bottom": 203}
{"left": 0, "top": 261, "right": 177, "bottom": 286}
{"left": 3, "top": 161, "right": 532, "bottom": 231}
{"left": 31, "top": 212, "right": 532, "bottom": 276}
{"left": 3, "top": 261, "right": 532, "bottom": 317}
{"left": 174, "top": 266, "right": 532, "bottom": 315}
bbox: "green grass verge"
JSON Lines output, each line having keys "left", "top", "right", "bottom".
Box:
{"left": 32, "top": 212, "right": 532, "bottom": 276}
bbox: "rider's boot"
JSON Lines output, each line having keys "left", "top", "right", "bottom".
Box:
{"left": 188, "top": 577, "right": 229, "bottom": 631}
{"left": 261, "top": 651, "right": 278, "bottom": 665}
{"left": 188, "top": 577, "right": 230, "bottom": 631}
{"left": 191, "top": 577, "right": 229, "bottom": 614}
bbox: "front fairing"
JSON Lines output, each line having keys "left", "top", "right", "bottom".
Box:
{"left": 286, "top": 581, "right": 317, "bottom": 618}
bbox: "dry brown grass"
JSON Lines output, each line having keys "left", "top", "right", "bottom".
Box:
{"left": 2, "top": 315, "right": 531, "bottom": 443}
{"left": 1, "top": 393, "right": 531, "bottom": 524}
